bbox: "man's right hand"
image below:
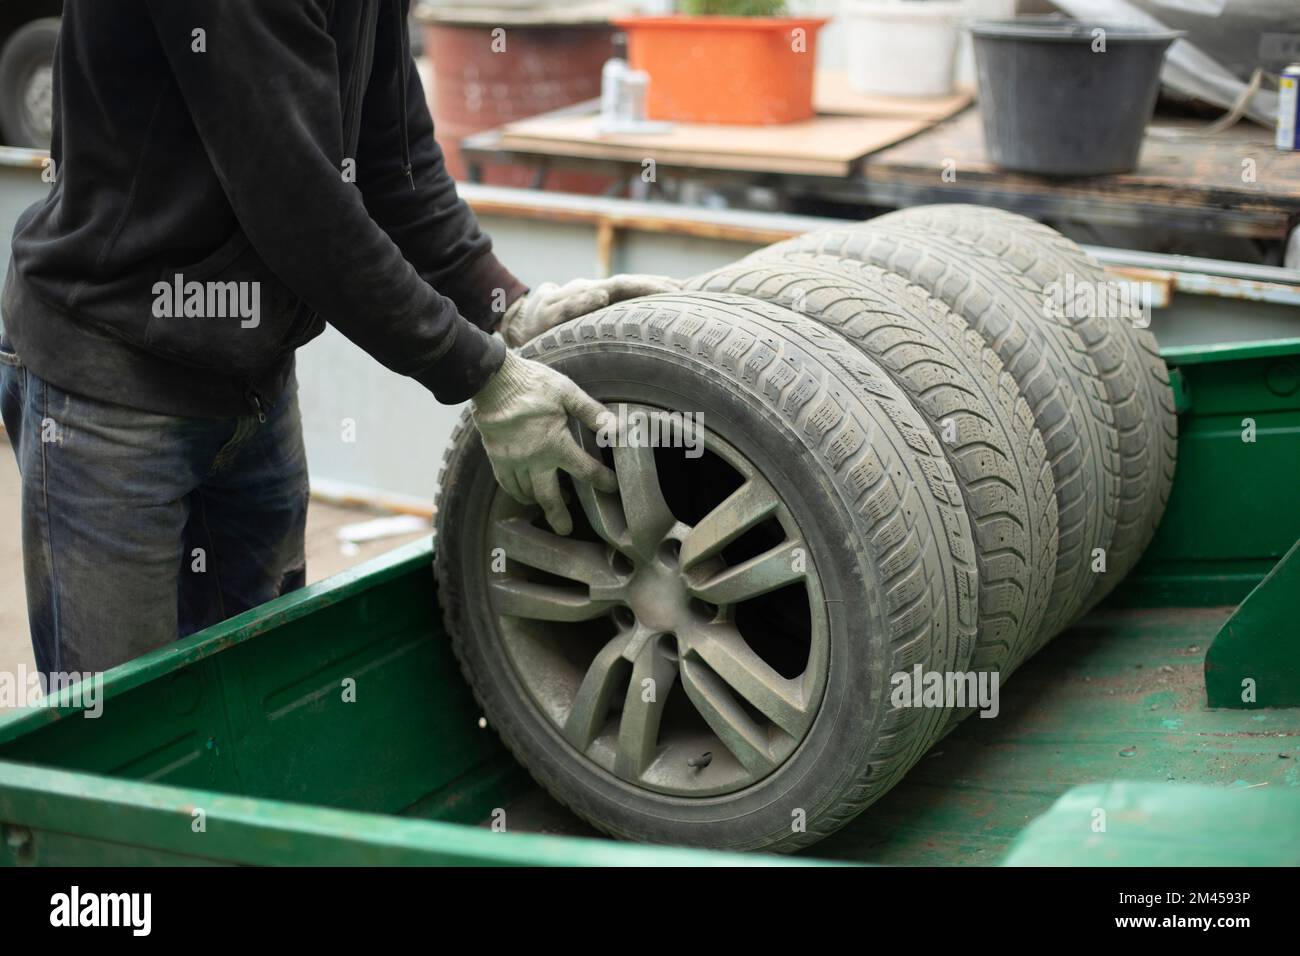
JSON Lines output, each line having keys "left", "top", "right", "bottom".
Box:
{"left": 470, "top": 351, "right": 618, "bottom": 536}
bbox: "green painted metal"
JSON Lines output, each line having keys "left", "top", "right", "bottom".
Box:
{"left": 487, "top": 604, "right": 1300, "bottom": 863}
{"left": 0, "top": 538, "right": 518, "bottom": 821}
{"left": 0, "top": 538, "right": 821, "bottom": 866}
{"left": 8, "top": 571, "right": 1291, "bottom": 865}
{"left": 1167, "top": 367, "right": 1191, "bottom": 415}
{"left": 0, "top": 761, "right": 810, "bottom": 867}
{"left": 1, "top": 339, "right": 1298, "bottom": 866}
{"left": 1158, "top": 336, "right": 1300, "bottom": 366}
{"left": 779, "top": 605, "right": 1300, "bottom": 863}
{"left": 1112, "top": 341, "right": 1300, "bottom": 608}
{"left": 1003, "top": 781, "right": 1300, "bottom": 866}
{"left": 1205, "top": 537, "right": 1300, "bottom": 709}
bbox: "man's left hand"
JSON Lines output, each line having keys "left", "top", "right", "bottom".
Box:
{"left": 499, "top": 274, "right": 680, "bottom": 347}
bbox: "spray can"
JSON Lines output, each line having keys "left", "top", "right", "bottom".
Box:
{"left": 601, "top": 58, "right": 628, "bottom": 127}
{"left": 1278, "top": 64, "right": 1300, "bottom": 151}
{"left": 599, "top": 59, "right": 654, "bottom": 132}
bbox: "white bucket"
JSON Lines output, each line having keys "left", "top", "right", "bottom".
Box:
{"left": 843, "top": 0, "right": 964, "bottom": 97}
{"left": 955, "top": 0, "right": 1017, "bottom": 88}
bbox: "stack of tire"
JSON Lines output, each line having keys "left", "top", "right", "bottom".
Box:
{"left": 435, "top": 205, "right": 1177, "bottom": 853}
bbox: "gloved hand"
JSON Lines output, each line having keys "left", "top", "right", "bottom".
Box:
{"left": 499, "top": 274, "right": 681, "bottom": 347}
{"left": 470, "top": 350, "right": 618, "bottom": 535}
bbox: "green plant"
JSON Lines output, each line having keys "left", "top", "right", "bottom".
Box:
{"left": 679, "top": 0, "right": 788, "bottom": 16}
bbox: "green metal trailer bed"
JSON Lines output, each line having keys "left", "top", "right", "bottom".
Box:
{"left": 0, "top": 334, "right": 1297, "bottom": 866}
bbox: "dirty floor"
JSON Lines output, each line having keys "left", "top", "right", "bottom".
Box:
{"left": 493, "top": 604, "right": 1300, "bottom": 863}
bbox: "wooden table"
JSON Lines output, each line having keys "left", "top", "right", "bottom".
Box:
{"left": 461, "top": 103, "right": 1300, "bottom": 245}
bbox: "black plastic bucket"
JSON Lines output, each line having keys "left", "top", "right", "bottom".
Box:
{"left": 971, "top": 17, "right": 1182, "bottom": 176}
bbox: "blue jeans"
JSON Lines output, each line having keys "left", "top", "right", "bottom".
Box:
{"left": 0, "top": 338, "right": 309, "bottom": 676}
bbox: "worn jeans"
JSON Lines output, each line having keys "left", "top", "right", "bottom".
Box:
{"left": 0, "top": 336, "right": 309, "bottom": 677}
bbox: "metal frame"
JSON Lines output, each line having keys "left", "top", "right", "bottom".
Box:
{"left": 1205, "top": 538, "right": 1300, "bottom": 710}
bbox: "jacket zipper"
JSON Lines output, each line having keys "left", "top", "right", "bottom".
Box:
{"left": 278, "top": 0, "right": 367, "bottom": 362}
{"left": 246, "top": 386, "right": 268, "bottom": 423}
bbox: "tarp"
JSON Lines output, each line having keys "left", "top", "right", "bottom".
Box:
{"left": 1049, "top": 0, "right": 1300, "bottom": 127}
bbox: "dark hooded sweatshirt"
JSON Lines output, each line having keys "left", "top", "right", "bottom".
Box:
{"left": 1, "top": 0, "right": 523, "bottom": 418}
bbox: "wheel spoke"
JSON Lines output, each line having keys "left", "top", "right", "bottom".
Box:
{"left": 563, "top": 635, "right": 630, "bottom": 751}
{"left": 688, "top": 539, "right": 806, "bottom": 606}
{"left": 614, "top": 636, "right": 679, "bottom": 779}
{"left": 687, "top": 624, "right": 810, "bottom": 737}
{"left": 572, "top": 423, "right": 632, "bottom": 552}
{"left": 489, "top": 517, "right": 622, "bottom": 589}
{"left": 574, "top": 482, "right": 632, "bottom": 552}
{"left": 679, "top": 657, "right": 776, "bottom": 776}
{"left": 482, "top": 413, "right": 831, "bottom": 797}
{"left": 488, "top": 579, "right": 616, "bottom": 622}
{"left": 679, "top": 478, "right": 780, "bottom": 571}
{"left": 613, "top": 441, "right": 678, "bottom": 558}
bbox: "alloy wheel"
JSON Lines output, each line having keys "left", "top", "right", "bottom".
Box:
{"left": 480, "top": 405, "right": 830, "bottom": 797}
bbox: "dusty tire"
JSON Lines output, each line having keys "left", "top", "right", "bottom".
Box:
{"left": 0, "top": 18, "right": 59, "bottom": 149}
{"left": 756, "top": 226, "right": 1121, "bottom": 644}
{"left": 685, "top": 257, "right": 1057, "bottom": 678}
{"left": 435, "top": 292, "right": 977, "bottom": 851}
{"left": 872, "top": 205, "right": 1176, "bottom": 610}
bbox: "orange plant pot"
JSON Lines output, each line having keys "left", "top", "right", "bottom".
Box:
{"left": 614, "top": 16, "right": 828, "bottom": 125}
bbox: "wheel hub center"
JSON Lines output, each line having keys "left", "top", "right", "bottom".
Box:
{"left": 623, "top": 558, "right": 691, "bottom": 635}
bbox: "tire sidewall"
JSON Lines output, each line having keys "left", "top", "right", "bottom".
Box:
{"left": 437, "top": 333, "right": 898, "bottom": 850}
{"left": 0, "top": 19, "right": 59, "bottom": 148}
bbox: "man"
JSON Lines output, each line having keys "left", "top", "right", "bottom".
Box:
{"left": 0, "top": 1, "right": 673, "bottom": 678}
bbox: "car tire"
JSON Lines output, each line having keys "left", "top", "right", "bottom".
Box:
{"left": 0, "top": 18, "right": 60, "bottom": 149}
{"left": 685, "top": 257, "right": 1058, "bottom": 679}
{"left": 871, "top": 205, "right": 1177, "bottom": 611}
{"left": 435, "top": 292, "right": 977, "bottom": 851}
{"left": 755, "top": 226, "right": 1122, "bottom": 645}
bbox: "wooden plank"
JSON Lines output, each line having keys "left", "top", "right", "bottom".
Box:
{"left": 814, "top": 71, "right": 973, "bottom": 121}
{"left": 496, "top": 110, "right": 932, "bottom": 177}
{"left": 467, "top": 98, "right": 1300, "bottom": 238}
{"left": 867, "top": 108, "right": 1300, "bottom": 207}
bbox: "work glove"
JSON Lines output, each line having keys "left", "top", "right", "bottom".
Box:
{"left": 470, "top": 350, "right": 619, "bottom": 535}
{"left": 499, "top": 274, "right": 681, "bottom": 347}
